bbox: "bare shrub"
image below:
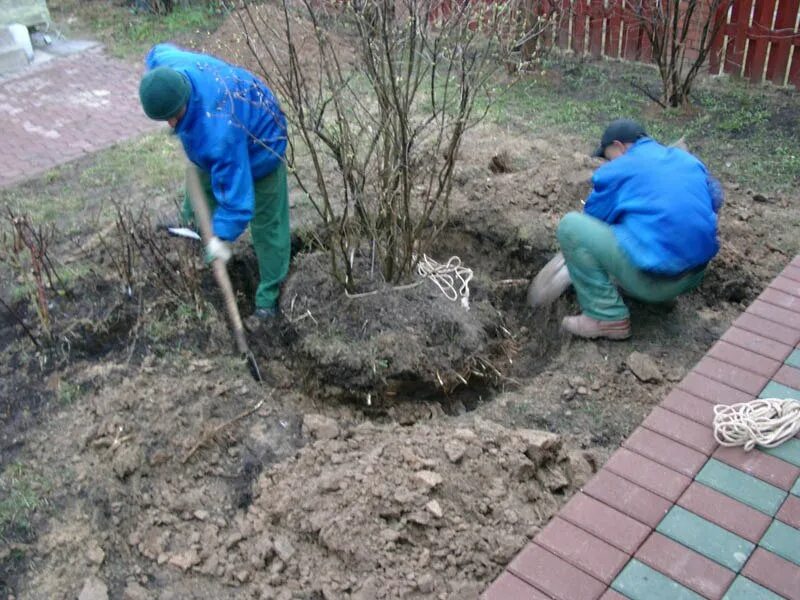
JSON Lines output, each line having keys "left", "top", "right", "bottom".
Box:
{"left": 628, "top": 0, "right": 734, "bottom": 107}
{"left": 222, "top": 0, "right": 539, "bottom": 290}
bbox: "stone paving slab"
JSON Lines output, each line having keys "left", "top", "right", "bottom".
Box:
{"left": 0, "top": 45, "right": 159, "bottom": 188}
{"left": 484, "top": 256, "right": 800, "bottom": 600}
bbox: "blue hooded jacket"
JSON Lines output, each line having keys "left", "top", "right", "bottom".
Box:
{"left": 584, "top": 138, "right": 721, "bottom": 276}
{"left": 145, "top": 44, "right": 288, "bottom": 241}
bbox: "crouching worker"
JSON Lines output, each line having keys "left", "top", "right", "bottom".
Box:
{"left": 558, "top": 119, "right": 722, "bottom": 340}
{"left": 138, "top": 43, "right": 290, "bottom": 324}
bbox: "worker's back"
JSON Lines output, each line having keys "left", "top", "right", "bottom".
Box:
{"left": 584, "top": 138, "right": 720, "bottom": 276}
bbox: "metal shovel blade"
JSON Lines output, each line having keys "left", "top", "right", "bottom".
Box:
{"left": 528, "top": 252, "right": 571, "bottom": 309}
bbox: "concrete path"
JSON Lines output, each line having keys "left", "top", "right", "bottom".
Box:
{"left": 0, "top": 45, "right": 159, "bottom": 188}
{"left": 484, "top": 256, "right": 800, "bottom": 600}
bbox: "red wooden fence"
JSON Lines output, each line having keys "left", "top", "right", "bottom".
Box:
{"left": 535, "top": 0, "right": 800, "bottom": 87}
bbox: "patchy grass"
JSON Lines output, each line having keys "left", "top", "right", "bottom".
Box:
{"left": 486, "top": 55, "right": 799, "bottom": 193}
{"left": 0, "top": 463, "right": 50, "bottom": 539}
{"left": 48, "top": 0, "right": 225, "bottom": 60}
{"left": 0, "top": 132, "right": 184, "bottom": 234}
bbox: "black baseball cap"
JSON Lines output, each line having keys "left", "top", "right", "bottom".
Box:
{"left": 593, "top": 119, "right": 647, "bottom": 158}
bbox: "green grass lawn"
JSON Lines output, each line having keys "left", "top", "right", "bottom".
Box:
{"left": 485, "top": 55, "right": 799, "bottom": 193}
{"left": 47, "top": 0, "right": 225, "bottom": 59}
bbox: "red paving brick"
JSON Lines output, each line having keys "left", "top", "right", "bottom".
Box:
{"left": 713, "top": 446, "right": 800, "bottom": 490}
{"left": 776, "top": 494, "right": 800, "bottom": 528}
{"left": 660, "top": 388, "right": 715, "bottom": 425}
{"left": 677, "top": 482, "right": 773, "bottom": 543}
{"left": 694, "top": 356, "right": 769, "bottom": 396}
{"left": 483, "top": 572, "right": 551, "bottom": 600}
{"left": 707, "top": 340, "right": 782, "bottom": 377}
{"left": 623, "top": 428, "right": 707, "bottom": 477}
{"left": 559, "top": 493, "right": 651, "bottom": 554}
{"left": 508, "top": 544, "right": 606, "bottom": 600}
{"left": 635, "top": 532, "right": 736, "bottom": 600}
{"left": 677, "top": 371, "right": 754, "bottom": 406}
{"left": 774, "top": 364, "right": 800, "bottom": 390}
{"left": 603, "top": 447, "right": 691, "bottom": 501}
{"left": 747, "top": 299, "right": 800, "bottom": 330}
{"left": 733, "top": 312, "right": 800, "bottom": 346}
{"left": 582, "top": 469, "right": 672, "bottom": 527}
{"left": 598, "top": 592, "right": 627, "bottom": 600}
{"left": 770, "top": 277, "right": 800, "bottom": 297}
{"left": 641, "top": 406, "right": 717, "bottom": 454}
{"left": 761, "top": 287, "right": 800, "bottom": 314}
{"left": 720, "top": 326, "right": 794, "bottom": 362}
{"left": 782, "top": 264, "right": 800, "bottom": 282}
{"left": 535, "top": 517, "right": 629, "bottom": 583}
{"left": 0, "top": 48, "right": 159, "bottom": 188}
{"left": 742, "top": 548, "right": 800, "bottom": 600}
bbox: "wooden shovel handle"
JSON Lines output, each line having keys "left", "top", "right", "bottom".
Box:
{"left": 184, "top": 162, "right": 249, "bottom": 355}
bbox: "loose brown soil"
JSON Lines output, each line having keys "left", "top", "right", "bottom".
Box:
{"left": 2, "top": 7, "right": 799, "bottom": 600}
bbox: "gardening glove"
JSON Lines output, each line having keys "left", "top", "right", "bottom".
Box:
{"left": 204, "top": 236, "right": 232, "bottom": 264}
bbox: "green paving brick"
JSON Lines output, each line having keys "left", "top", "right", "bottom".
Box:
{"left": 760, "top": 519, "right": 800, "bottom": 565}
{"left": 722, "top": 576, "right": 785, "bottom": 600}
{"left": 786, "top": 349, "right": 800, "bottom": 369}
{"left": 759, "top": 381, "right": 800, "bottom": 401}
{"left": 794, "top": 477, "right": 800, "bottom": 496}
{"left": 696, "top": 459, "right": 787, "bottom": 515}
{"left": 611, "top": 559, "right": 704, "bottom": 600}
{"left": 763, "top": 438, "right": 800, "bottom": 467}
{"left": 656, "top": 506, "right": 755, "bottom": 572}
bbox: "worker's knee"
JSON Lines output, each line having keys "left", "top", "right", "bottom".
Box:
{"left": 556, "top": 211, "right": 585, "bottom": 249}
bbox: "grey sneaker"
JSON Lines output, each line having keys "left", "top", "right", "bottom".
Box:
{"left": 562, "top": 314, "right": 631, "bottom": 340}
{"left": 254, "top": 307, "right": 279, "bottom": 320}
{"left": 244, "top": 306, "right": 279, "bottom": 332}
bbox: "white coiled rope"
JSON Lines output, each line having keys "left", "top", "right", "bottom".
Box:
{"left": 416, "top": 254, "right": 473, "bottom": 310}
{"left": 713, "top": 398, "right": 800, "bottom": 451}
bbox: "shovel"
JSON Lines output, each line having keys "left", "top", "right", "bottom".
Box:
{"left": 184, "top": 161, "right": 263, "bottom": 383}
{"left": 527, "top": 251, "right": 571, "bottom": 309}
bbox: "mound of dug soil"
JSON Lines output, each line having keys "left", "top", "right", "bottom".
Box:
{"left": 279, "top": 251, "right": 508, "bottom": 401}
{"left": 128, "top": 415, "right": 595, "bottom": 598}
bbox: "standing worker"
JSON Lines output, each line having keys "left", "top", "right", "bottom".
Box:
{"left": 138, "top": 43, "right": 290, "bottom": 325}
{"left": 555, "top": 119, "right": 722, "bottom": 340}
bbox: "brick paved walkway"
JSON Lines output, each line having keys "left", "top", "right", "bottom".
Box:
{"left": 484, "top": 255, "right": 800, "bottom": 600}
{"left": 0, "top": 46, "right": 158, "bottom": 188}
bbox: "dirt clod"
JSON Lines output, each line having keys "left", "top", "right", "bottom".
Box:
{"left": 85, "top": 541, "right": 105, "bottom": 565}
{"left": 302, "top": 413, "right": 340, "bottom": 440}
{"left": 78, "top": 577, "right": 108, "bottom": 600}
{"left": 626, "top": 351, "right": 663, "bottom": 383}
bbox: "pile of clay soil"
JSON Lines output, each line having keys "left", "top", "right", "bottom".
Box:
{"left": 127, "top": 413, "right": 595, "bottom": 598}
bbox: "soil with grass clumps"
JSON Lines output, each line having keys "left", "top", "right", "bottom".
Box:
{"left": 3, "top": 4, "right": 800, "bottom": 600}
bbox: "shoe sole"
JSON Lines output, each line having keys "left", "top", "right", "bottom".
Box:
{"left": 561, "top": 323, "right": 632, "bottom": 340}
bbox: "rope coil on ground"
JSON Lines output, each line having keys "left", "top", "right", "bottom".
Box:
{"left": 713, "top": 398, "right": 800, "bottom": 451}
{"left": 416, "top": 254, "right": 473, "bottom": 309}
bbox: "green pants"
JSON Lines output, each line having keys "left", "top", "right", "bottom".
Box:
{"left": 556, "top": 212, "right": 705, "bottom": 321}
{"left": 182, "top": 162, "right": 291, "bottom": 310}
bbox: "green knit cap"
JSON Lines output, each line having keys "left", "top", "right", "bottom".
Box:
{"left": 139, "top": 67, "right": 191, "bottom": 121}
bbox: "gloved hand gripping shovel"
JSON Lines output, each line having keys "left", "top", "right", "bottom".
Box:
{"left": 184, "top": 161, "right": 263, "bottom": 383}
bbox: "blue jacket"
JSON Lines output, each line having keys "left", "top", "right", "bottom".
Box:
{"left": 145, "top": 44, "right": 288, "bottom": 241}
{"left": 584, "top": 138, "right": 721, "bottom": 276}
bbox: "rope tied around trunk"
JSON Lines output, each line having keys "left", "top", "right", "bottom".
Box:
{"left": 416, "top": 254, "right": 473, "bottom": 310}
{"left": 713, "top": 398, "right": 800, "bottom": 451}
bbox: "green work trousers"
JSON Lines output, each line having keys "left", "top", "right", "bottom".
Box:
{"left": 556, "top": 212, "right": 705, "bottom": 321}
{"left": 182, "top": 162, "right": 291, "bottom": 310}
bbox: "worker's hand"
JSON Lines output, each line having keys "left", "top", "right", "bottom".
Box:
{"left": 204, "top": 236, "right": 232, "bottom": 264}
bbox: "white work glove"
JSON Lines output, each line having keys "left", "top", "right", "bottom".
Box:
{"left": 204, "top": 236, "right": 232, "bottom": 264}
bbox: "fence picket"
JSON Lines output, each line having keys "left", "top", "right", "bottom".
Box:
{"left": 724, "top": 0, "right": 754, "bottom": 75}
{"left": 746, "top": 0, "right": 778, "bottom": 81}
{"left": 765, "top": 0, "right": 800, "bottom": 83}
{"left": 606, "top": 0, "right": 623, "bottom": 58}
